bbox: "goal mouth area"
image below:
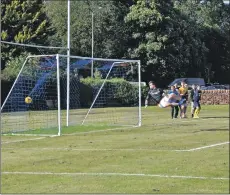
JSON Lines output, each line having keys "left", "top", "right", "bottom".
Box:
{"left": 1, "top": 124, "right": 138, "bottom": 137}
{"left": 1, "top": 54, "right": 141, "bottom": 136}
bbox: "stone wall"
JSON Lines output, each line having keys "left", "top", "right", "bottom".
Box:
{"left": 200, "top": 90, "right": 229, "bottom": 105}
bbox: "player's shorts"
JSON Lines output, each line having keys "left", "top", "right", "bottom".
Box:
{"left": 158, "top": 96, "right": 170, "bottom": 108}
{"left": 191, "top": 101, "right": 194, "bottom": 108}
{"left": 179, "top": 98, "right": 187, "bottom": 106}
{"left": 193, "top": 101, "right": 200, "bottom": 108}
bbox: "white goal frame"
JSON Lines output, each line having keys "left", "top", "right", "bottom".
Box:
{"left": 1, "top": 54, "right": 142, "bottom": 136}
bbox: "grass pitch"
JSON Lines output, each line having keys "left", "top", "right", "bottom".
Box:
{"left": 1, "top": 107, "right": 139, "bottom": 135}
{"left": 1, "top": 105, "right": 229, "bottom": 194}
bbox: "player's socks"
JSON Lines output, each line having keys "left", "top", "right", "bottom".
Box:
{"left": 193, "top": 108, "right": 199, "bottom": 118}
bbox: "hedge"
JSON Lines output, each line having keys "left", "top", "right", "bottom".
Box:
{"left": 80, "top": 77, "right": 148, "bottom": 106}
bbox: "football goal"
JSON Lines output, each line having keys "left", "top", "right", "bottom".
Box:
{"left": 1, "top": 54, "right": 141, "bottom": 136}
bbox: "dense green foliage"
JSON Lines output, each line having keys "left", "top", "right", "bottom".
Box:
{"left": 1, "top": 0, "right": 230, "bottom": 86}
{"left": 1, "top": 0, "right": 53, "bottom": 79}
{"left": 44, "top": 0, "right": 131, "bottom": 58}
{"left": 174, "top": 0, "right": 230, "bottom": 84}
{"left": 80, "top": 77, "right": 146, "bottom": 105}
{"left": 1, "top": 52, "right": 29, "bottom": 81}
{"left": 1, "top": 0, "right": 52, "bottom": 59}
{"left": 125, "top": 0, "right": 208, "bottom": 85}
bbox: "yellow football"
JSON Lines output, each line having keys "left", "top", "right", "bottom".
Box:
{"left": 25, "top": 96, "right": 32, "bottom": 104}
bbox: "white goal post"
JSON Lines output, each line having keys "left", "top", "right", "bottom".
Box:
{"left": 1, "top": 54, "right": 141, "bottom": 136}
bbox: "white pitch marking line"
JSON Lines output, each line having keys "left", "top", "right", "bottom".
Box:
{"left": 2, "top": 171, "right": 229, "bottom": 180}
{"left": 1, "top": 137, "right": 46, "bottom": 144}
{"left": 185, "top": 141, "right": 230, "bottom": 151}
{"left": 2, "top": 141, "right": 229, "bottom": 152}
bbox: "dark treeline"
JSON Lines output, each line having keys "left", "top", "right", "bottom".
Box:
{"left": 1, "top": 0, "right": 230, "bottom": 87}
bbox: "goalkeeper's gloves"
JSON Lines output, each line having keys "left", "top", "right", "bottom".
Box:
{"left": 145, "top": 105, "right": 148, "bottom": 108}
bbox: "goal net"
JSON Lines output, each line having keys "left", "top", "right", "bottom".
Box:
{"left": 1, "top": 54, "right": 141, "bottom": 136}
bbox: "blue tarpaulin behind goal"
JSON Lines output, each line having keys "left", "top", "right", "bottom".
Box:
{"left": 97, "top": 62, "right": 114, "bottom": 70}
{"left": 70, "top": 59, "right": 91, "bottom": 69}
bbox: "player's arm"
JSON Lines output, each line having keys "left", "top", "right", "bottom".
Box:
{"left": 160, "top": 88, "right": 165, "bottom": 97}
{"left": 145, "top": 91, "right": 150, "bottom": 108}
{"left": 198, "top": 90, "right": 202, "bottom": 101}
{"left": 189, "top": 89, "right": 194, "bottom": 101}
{"left": 184, "top": 91, "right": 189, "bottom": 100}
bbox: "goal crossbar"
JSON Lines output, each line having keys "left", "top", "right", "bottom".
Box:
{"left": 1, "top": 54, "right": 142, "bottom": 136}
{"left": 59, "top": 54, "right": 140, "bottom": 63}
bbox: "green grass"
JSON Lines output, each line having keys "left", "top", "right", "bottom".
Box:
{"left": 1, "top": 105, "right": 229, "bottom": 193}
{"left": 1, "top": 107, "right": 139, "bottom": 135}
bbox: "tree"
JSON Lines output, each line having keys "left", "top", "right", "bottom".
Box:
{"left": 1, "top": 0, "right": 52, "bottom": 67}
{"left": 199, "top": 0, "right": 230, "bottom": 83}
{"left": 1, "top": 0, "right": 54, "bottom": 81}
{"left": 176, "top": 0, "right": 230, "bottom": 83}
{"left": 44, "top": 0, "right": 131, "bottom": 59}
{"left": 1, "top": 51, "right": 30, "bottom": 81}
{"left": 125, "top": 0, "right": 207, "bottom": 86}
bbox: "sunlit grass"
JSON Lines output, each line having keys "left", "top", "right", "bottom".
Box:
{"left": 1, "top": 105, "right": 229, "bottom": 193}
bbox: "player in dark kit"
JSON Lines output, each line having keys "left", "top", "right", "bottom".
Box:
{"left": 193, "top": 85, "right": 202, "bottom": 118}
{"left": 169, "top": 84, "right": 180, "bottom": 119}
{"left": 145, "top": 81, "right": 164, "bottom": 107}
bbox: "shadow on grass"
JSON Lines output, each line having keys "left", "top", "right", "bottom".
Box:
{"left": 201, "top": 116, "right": 229, "bottom": 119}
{"left": 193, "top": 128, "right": 229, "bottom": 133}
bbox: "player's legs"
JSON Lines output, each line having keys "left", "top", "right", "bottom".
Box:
{"left": 171, "top": 106, "right": 174, "bottom": 119}
{"left": 197, "top": 102, "right": 201, "bottom": 115}
{"left": 179, "top": 98, "right": 187, "bottom": 118}
{"left": 184, "top": 103, "right": 188, "bottom": 118}
{"left": 174, "top": 105, "right": 179, "bottom": 118}
{"left": 193, "top": 101, "right": 200, "bottom": 118}
{"left": 158, "top": 95, "right": 179, "bottom": 108}
{"left": 191, "top": 101, "right": 194, "bottom": 117}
